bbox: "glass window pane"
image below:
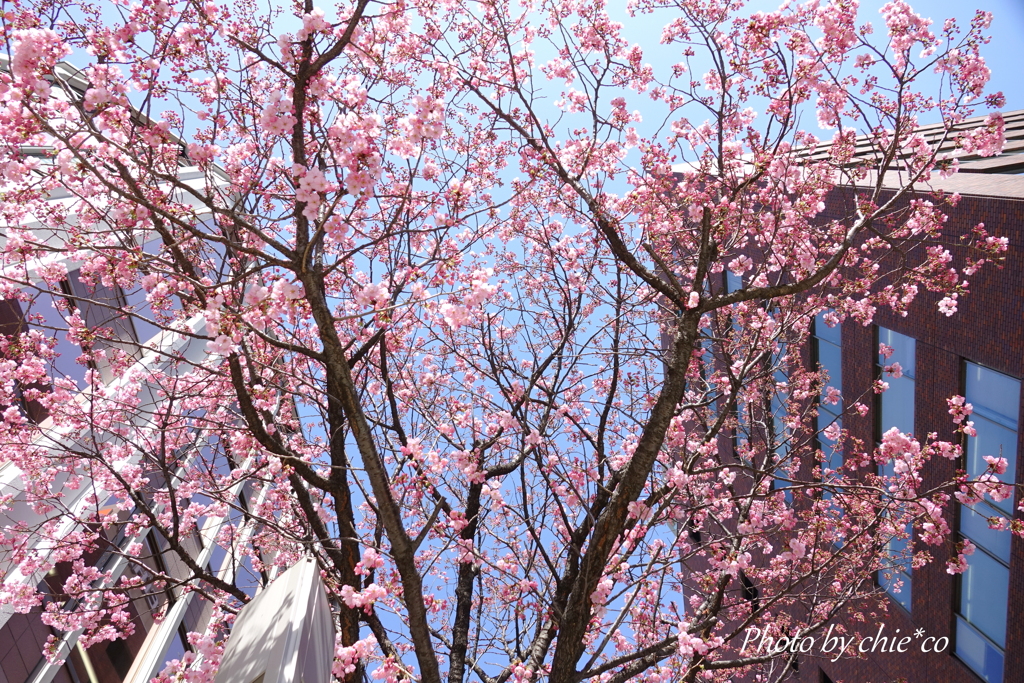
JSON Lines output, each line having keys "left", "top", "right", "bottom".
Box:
{"left": 966, "top": 364, "right": 1019, "bottom": 428}
{"left": 770, "top": 343, "right": 792, "bottom": 503}
{"left": 958, "top": 360, "right": 1015, "bottom": 683}
{"left": 966, "top": 416, "right": 1018, "bottom": 514}
{"left": 878, "top": 328, "right": 916, "bottom": 378}
{"left": 27, "top": 291, "right": 86, "bottom": 385}
{"left": 726, "top": 272, "right": 743, "bottom": 293}
{"left": 961, "top": 504, "right": 1012, "bottom": 563}
{"left": 881, "top": 570, "right": 911, "bottom": 610}
{"left": 0, "top": 299, "right": 23, "bottom": 336}
{"left": 68, "top": 270, "right": 139, "bottom": 347}
{"left": 120, "top": 285, "right": 163, "bottom": 347}
{"left": 967, "top": 417, "right": 1018, "bottom": 478}
{"left": 957, "top": 616, "right": 1005, "bottom": 683}
{"left": 879, "top": 460, "right": 913, "bottom": 562}
{"left": 818, "top": 416, "right": 842, "bottom": 471}
{"left": 817, "top": 341, "right": 842, "bottom": 397}
{"left": 67, "top": 270, "right": 142, "bottom": 383}
{"left": 880, "top": 375, "right": 915, "bottom": 435}
{"left": 887, "top": 531, "right": 910, "bottom": 563}
{"left": 959, "top": 548, "right": 1008, "bottom": 646}
{"left": 815, "top": 312, "right": 841, "bottom": 345}
{"left": 818, "top": 402, "right": 841, "bottom": 426}
{"left": 771, "top": 396, "right": 790, "bottom": 454}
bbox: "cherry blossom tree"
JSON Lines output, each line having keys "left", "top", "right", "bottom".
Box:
{"left": 0, "top": 0, "right": 1015, "bottom": 682}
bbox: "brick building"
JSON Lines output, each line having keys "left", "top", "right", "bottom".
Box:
{"left": 798, "top": 111, "right": 1024, "bottom": 683}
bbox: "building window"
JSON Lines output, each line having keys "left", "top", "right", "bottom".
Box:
{"left": 770, "top": 345, "right": 793, "bottom": 504}
{"left": 725, "top": 271, "right": 743, "bottom": 295}
{"left": 876, "top": 327, "right": 915, "bottom": 612}
{"left": 813, "top": 312, "right": 842, "bottom": 477}
{"left": 65, "top": 269, "right": 141, "bottom": 383}
{"left": 877, "top": 328, "right": 916, "bottom": 436}
{"left": 725, "top": 269, "right": 744, "bottom": 449}
{"left": 0, "top": 298, "right": 40, "bottom": 422}
{"left": 739, "top": 569, "right": 760, "bottom": 612}
{"left": 0, "top": 290, "right": 89, "bottom": 423}
{"left": 955, "top": 363, "right": 1019, "bottom": 683}
{"left": 3, "top": 271, "right": 142, "bottom": 401}
{"left": 106, "top": 638, "right": 134, "bottom": 680}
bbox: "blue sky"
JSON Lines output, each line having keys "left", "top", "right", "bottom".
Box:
{"left": 858, "top": 0, "right": 1024, "bottom": 113}
{"left": 616, "top": 0, "right": 1024, "bottom": 125}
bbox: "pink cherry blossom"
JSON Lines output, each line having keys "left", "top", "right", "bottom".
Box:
{"left": 0, "top": 2, "right": 1012, "bottom": 682}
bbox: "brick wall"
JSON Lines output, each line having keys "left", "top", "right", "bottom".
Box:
{"left": 804, "top": 190, "right": 1024, "bottom": 683}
